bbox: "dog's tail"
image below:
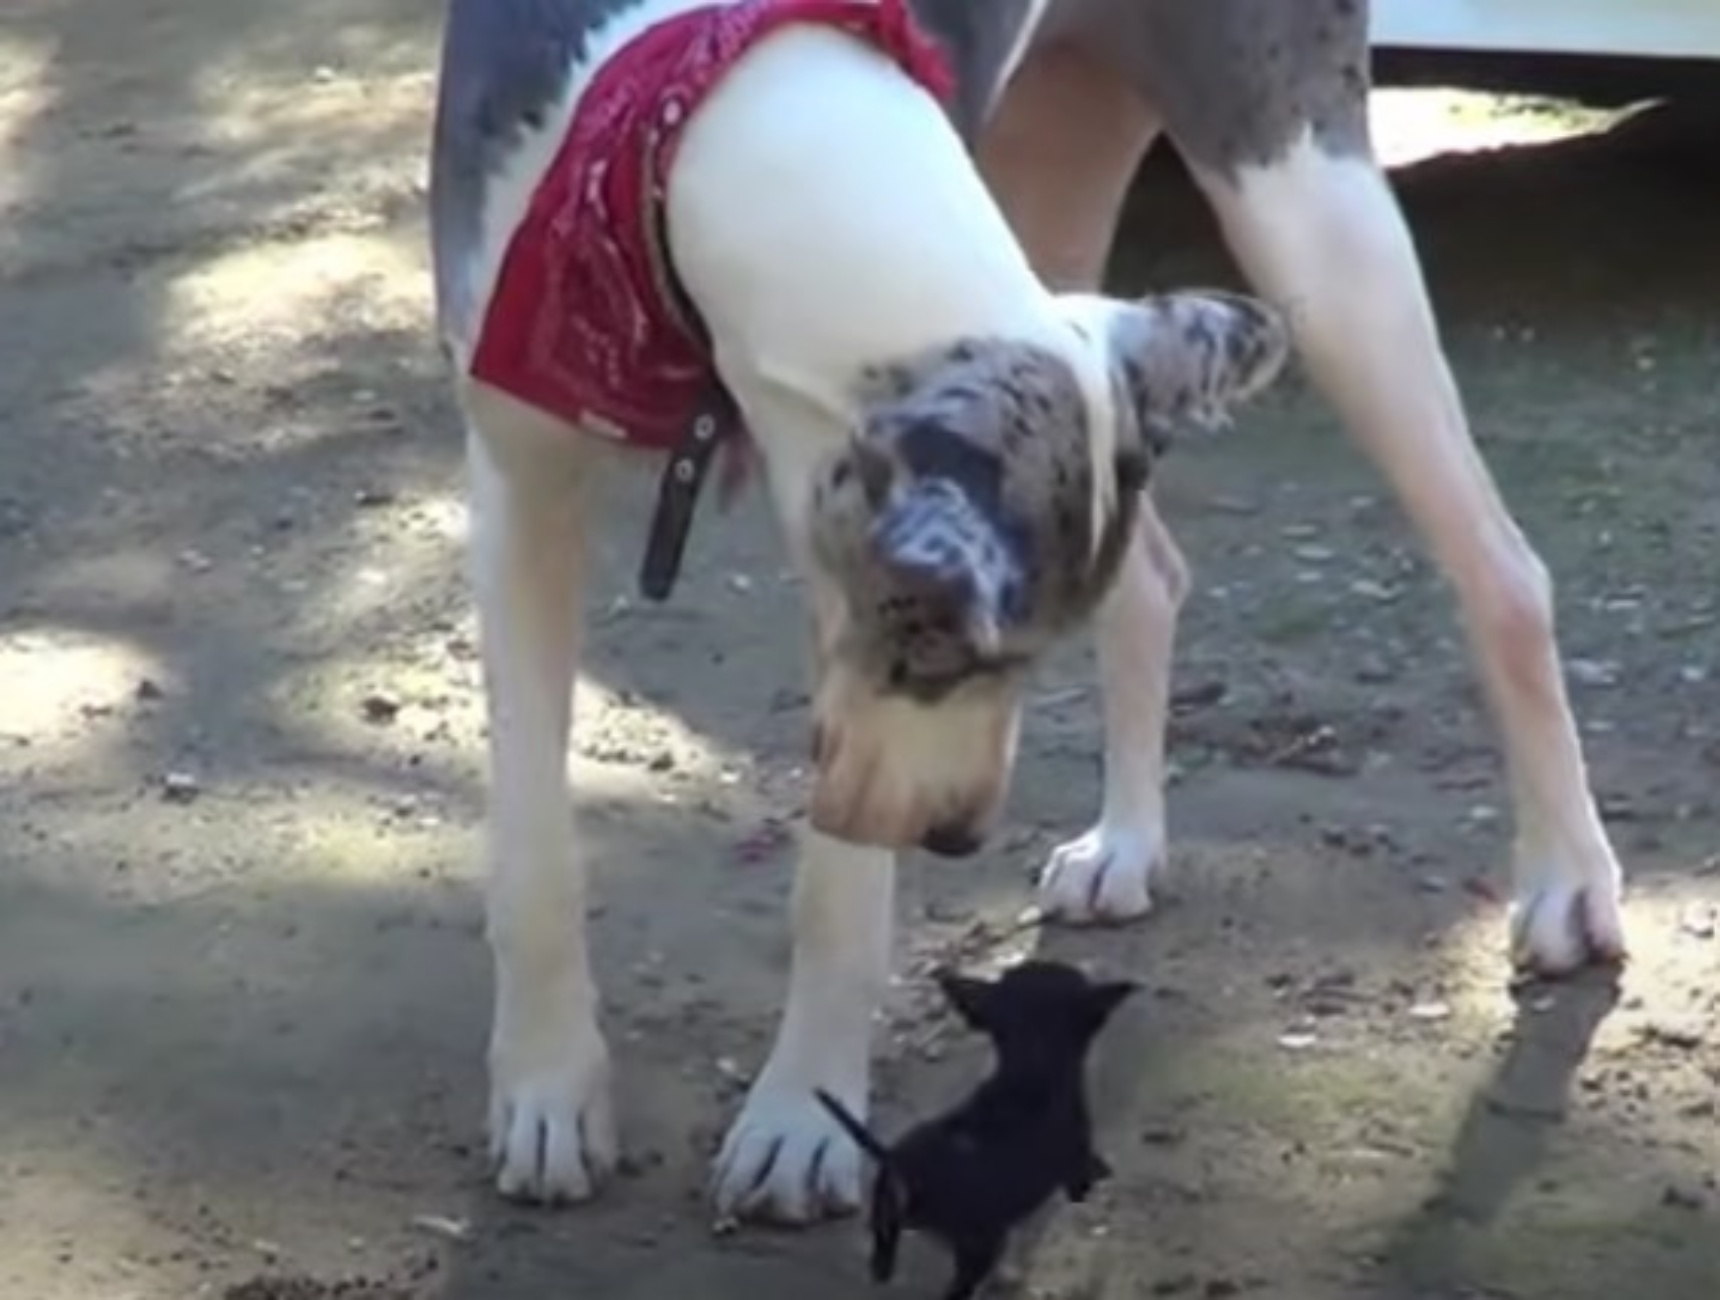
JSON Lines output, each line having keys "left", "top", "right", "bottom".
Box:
{"left": 813, "top": 1089, "right": 893, "bottom": 1166}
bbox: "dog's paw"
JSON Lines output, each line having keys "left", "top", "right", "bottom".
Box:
{"left": 712, "top": 1076, "right": 865, "bottom": 1225}
{"left": 488, "top": 1010, "right": 617, "bottom": 1204}
{"left": 1037, "top": 821, "right": 1161, "bottom": 924}
{"left": 1510, "top": 861, "right": 1627, "bottom": 977}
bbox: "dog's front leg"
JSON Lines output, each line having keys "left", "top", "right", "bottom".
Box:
{"left": 467, "top": 396, "right": 616, "bottom": 1204}
{"left": 976, "top": 43, "right": 1182, "bottom": 924}
{"left": 1039, "top": 505, "right": 1187, "bottom": 921}
{"left": 712, "top": 831, "right": 894, "bottom": 1223}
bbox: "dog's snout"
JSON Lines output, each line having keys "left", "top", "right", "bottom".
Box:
{"left": 919, "top": 821, "right": 984, "bottom": 858}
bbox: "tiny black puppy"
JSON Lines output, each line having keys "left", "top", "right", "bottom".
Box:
{"left": 815, "top": 960, "right": 1137, "bottom": 1300}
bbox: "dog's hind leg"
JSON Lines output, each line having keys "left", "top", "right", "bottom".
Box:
{"left": 976, "top": 40, "right": 1183, "bottom": 924}
{"left": 992, "top": 0, "right": 1625, "bottom": 974}
{"left": 1129, "top": 0, "right": 1625, "bottom": 974}
{"left": 712, "top": 832, "right": 895, "bottom": 1223}
{"left": 1195, "top": 142, "right": 1625, "bottom": 974}
{"left": 465, "top": 385, "right": 618, "bottom": 1203}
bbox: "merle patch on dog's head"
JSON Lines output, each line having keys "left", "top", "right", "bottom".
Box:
{"left": 810, "top": 338, "right": 1100, "bottom": 704}
{"left": 803, "top": 290, "right": 1288, "bottom": 852}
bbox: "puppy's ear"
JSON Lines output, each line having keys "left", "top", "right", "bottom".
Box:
{"left": 1082, "top": 978, "right": 1139, "bottom": 1034}
{"left": 1099, "top": 289, "right": 1290, "bottom": 437}
{"left": 935, "top": 968, "right": 998, "bottom": 1031}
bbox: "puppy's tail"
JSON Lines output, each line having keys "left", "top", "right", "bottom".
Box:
{"left": 814, "top": 1089, "right": 893, "bottom": 1166}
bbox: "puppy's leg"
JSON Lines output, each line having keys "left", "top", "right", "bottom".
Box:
{"left": 1192, "top": 140, "right": 1625, "bottom": 973}
{"left": 869, "top": 1174, "right": 906, "bottom": 1282}
{"left": 979, "top": 42, "right": 1181, "bottom": 922}
{"left": 945, "top": 1234, "right": 1007, "bottom": 1300}
{"left": 466, "top": 388, "right": 617, "bottom": 1202}
{"left": 1066, "top": 1147, "right": 1112, "bottom": 1202}
{"left": 712, "top": 831, "right": 894, "bottom": 1223}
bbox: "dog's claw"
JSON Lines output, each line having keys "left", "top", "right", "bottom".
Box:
{"left": 488, "top": 1038, "right": 617, "bottom": 1204}
{"left": 1037, "top": 822, "right": 1160, "bottom": 924}
{"left": 486, "top": 985, "right": 617, "bottom": 1205}
{"left": 713, "top": 1078, "right": 865, "bottom": 1223}
{"left": 1510, "top": 875, "right": 1627, "bottom": 976}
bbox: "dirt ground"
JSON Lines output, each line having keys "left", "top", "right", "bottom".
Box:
{"left": 2, "top": 2, "right": 1718, "bottom": 1298}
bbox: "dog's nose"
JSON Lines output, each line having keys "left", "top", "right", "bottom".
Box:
{"left": 919, "top": 821, "right": 984, "bottom": 858}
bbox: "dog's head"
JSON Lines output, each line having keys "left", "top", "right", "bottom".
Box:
{"left": 937, "top": 959, "right": 1138, "bottom": 1072}
{"left": 802, "top": 289, "right": 1288, "bottom": 852}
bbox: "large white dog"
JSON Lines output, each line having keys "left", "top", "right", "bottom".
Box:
{"left": 428, "top": 0, "right": 1627, "bottom": 1226}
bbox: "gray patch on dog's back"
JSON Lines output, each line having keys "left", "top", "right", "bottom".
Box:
{"left": 430, "top": 0, "right": 647, "bottom": 339}
{"left": 907, "top": 0, "right": 1040, "bottom": 142}
{"left": 1032, "top": 0, "right": 1370, "bottom": 172}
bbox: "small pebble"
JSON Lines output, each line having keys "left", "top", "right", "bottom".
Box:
{"left": 162, "top": 771, "right": 201, "bottom": 803}
{"left": 1349, "top": 578, "right": 1399, "bottom": 602}
{"left": 360, "top": 693, "right": 401, "bottom": 724}
{"left": 1566, "top": 658, "right": 1620, "bottom": 688}
{"left": 1639, "top": 1018, "right": 1705, "bottom": 1051}
{"left": 1678, "top": 908, "right": 1715, "bottom": 940}
{"left": 409, "top": 1214, "right": 471, "bottom": 1243}
{"left": 1662, "top": 1184, "right": 1705, "bottom": 1211}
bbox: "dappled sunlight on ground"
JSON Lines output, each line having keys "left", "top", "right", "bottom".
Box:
{"left": 161, "top": 231, "right": 430, "bottom": 358}
{"left": 1370, "top": 87, "right": 1654, "bottom": 168}
{"left": 0, "top": 627, "right": 168, "bottom": 748}
{"left": 0, "top": 33, "right": 55, "bottom": 171}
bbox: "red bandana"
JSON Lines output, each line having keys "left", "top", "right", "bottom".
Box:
{"left": 468, "top": 0, "right": 954, "bottom": 452}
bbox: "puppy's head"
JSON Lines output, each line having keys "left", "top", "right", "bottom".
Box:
{"left": 937, "top": 960, "right": 1138, "bottom": 1070}
{"left": 802, "top": 290, "right": 1288, "bottom": 852}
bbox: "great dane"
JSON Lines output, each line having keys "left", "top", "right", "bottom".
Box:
{"left": 428, "top": 0, "right": 1627, "bottom": 1224}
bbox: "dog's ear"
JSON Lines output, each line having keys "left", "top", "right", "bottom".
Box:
{"left": 1095, "top": 289, "right": 1290, "bottom": 438}
{"left": 1082, "top": 978, "right": 1139, "bottom": 1034}
{"left": 867, "top": 478, "right": 1016, "bottom": 659}
{"left": 935, "top": 968, "right": 998, "bottom": 1031}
